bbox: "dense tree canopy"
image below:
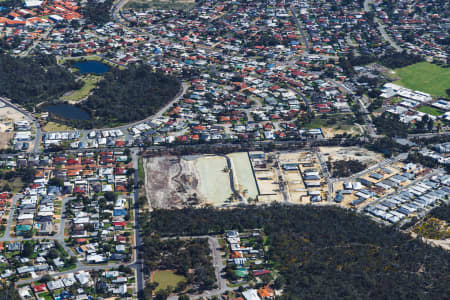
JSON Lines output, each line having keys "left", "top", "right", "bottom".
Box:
{"left": 429, "top": 204, "right": 450, "bottom": 223}
{"left": 144, "top": 206, "right": 450, "bottom": 299}
{"left": 141, "top": 238, "right": 216, "bottom": 294}
{"left": 82, "top": 0, "right": 113, "bottom": 26}
{"left": 329, "top": 159, "right": 366, "bottom": 177}
{"left": 77, "top": 64, "right": 181, "bottom": 128}
{"left": 0, "top": 55, "right": 80, "bottom": 109}
{"left": 373, "top": 112, "right": 409, "bottom": 137}
{"left": 0, "top": 284, "right": 20, "bottom": 300}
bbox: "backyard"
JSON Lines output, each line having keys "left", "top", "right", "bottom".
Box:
{"left": 394, "top": 62, "right": 450, "bottom": 98}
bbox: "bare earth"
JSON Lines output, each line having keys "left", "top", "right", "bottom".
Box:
{"left": 0, "top": 106, "right": 28, "bottom": 150}
{"left": 319, "top": 146, "right": 384, "bottom": 166}
{"left": 0, "top": 132, "right": 12, "bottom": 149}
{"left": 144, "top": 156, "right": 199, "bottom": 209}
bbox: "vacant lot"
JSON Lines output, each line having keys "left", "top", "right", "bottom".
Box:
{"left": 143, "top": 156, "right": 199, "bottom": 209}
{"left": 42, "top": 122, "right": 74, "bottom": 132}
{"left": 394, "top": 62, "right": 450, "bottom": 98}
{"left": 319, "top": 146, "right": 384, "bottom": 166}
{"left": 195, "top": 156, "right": 232, "bottom": 205}
{"left": 0, "top": 132, "right": 12, "bottom": 150}
{"left": 227, "top": 152, "right": 258, "bottom": 200}
{"left": 152, "top": 270, "right": 186, "bottom": 292}
{"left": 417, "top": 105, "right": 444, "bottom": 116}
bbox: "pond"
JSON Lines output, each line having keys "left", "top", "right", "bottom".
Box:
{"left": 44, "top": 104, "right": 91, "bottom": 121}
{"left": 74, "top": 60, "right": 109, "bottom": 75}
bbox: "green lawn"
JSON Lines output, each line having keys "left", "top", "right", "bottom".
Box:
{"left": 417, "top": 105, "right": 444, "bottom": 116}
{"left": 138, "top": 157, "right": 145, "bottom": 181}
{"left": 305, "top": 118, "right": 326, "bottom": 129}
{"left": 61, "top": 75, "right": 102, "bottom": 102}
{"left": 394, "top": 62, "right": 450, "bottom": 98}
{"left": 37, "top": 292, "right": 52, "bottom": 300}
{"left": 152, "top": 270, "right": 186, "bottom": 292}
{"left": 0, "top": 177, "right": 24, "bottom": 193}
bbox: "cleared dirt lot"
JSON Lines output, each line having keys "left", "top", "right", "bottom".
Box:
{"left": 319, "top": 146, "right": 384, "bottom": 166}
{"left": 144, "top": 155, "right": 235, "bottom": 208}
{"left": 0, "top": 131, "right": 12, "bottom": 149}
{"left": 143, "top": 156, "right": 199, "bottom": 209}
{"left": 0, "top": 105, "right": 29, "bottom": 150}
{"left": 0, "top": 106, "right": 28, "bottom": 124}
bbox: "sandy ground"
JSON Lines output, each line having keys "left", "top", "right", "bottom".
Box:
{"left": 0, "top": 107, "right": 28, "bottom": 124}
{"left": 227, "top": 152, "right": 258, "bottom": 200}
{"left": 319, "top": 146, "right": 384, "bottom": 166}
{"left": 321, "top": 125, "right": 362, "bottom": 138}
{"left": 279, "top": 151, "right": 328, "bottom": 203}
{"left": 144, "top": 156, "right": 199, "bottom": 209}
{"left": 0, "top": 106, "right": 30, "bottom": 150}
{"left": 144, "top": 155, "right": 234, "bottom": 208}
{"left": 410, "top": 232, "right": 450, "bottom": 251}
{"left": 0, "top": 132, "right": 13, "bottom": 149}
{"left": 195, "top": 156, "right": 232, "bottom": 206}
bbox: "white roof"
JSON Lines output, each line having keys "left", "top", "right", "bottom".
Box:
{"left": 243, "top": 289, "right": 261, "bottom": 300}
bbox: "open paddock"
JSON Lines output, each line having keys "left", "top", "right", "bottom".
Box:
{"left": 227, "top": 152, "right": 258, "bottom": 200}
{"left": 195, "top": 155, "right": 233, "bottom": 206}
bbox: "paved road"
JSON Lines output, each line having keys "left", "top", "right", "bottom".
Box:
{"left": 0, "top": 97, "right": 42, "bottom": 153}
{"left": 132, "top": 150, "right": 145, "bottom": 297}
{"left": 164, "top": 235, "right": 237, "bottom": 300}
{"left": 357, "top": 168, "right": 441, "bottom": 212}
{"left": 363, "top": 0, "right": 402, "bottom": 52}
{"left": 0, "top": 194, "right": 21, "bottom": 242}
{"left": 327, "top": 79, "right": 377, "bottom": 137}
{"left": 289, "top": 6, "right": 310, "bottom": 54}
{"left": 15, "top": 262, "right": 125, "bottom": 286}
{"left": 20, "top": 28, "right": 52, "bottom": 57}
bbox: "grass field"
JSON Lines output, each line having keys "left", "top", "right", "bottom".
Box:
{"left": 42, "top": 122, "right": 74, "bottom": 132}
{"left": 0, "top": 178, "right": 24, "bottom": 193}
{"left": 394, "top": 62, "right": 450, "bottom": 98}
{"left": 61, "top": 75, "right": 101, "bottom": 102}
{"left": 417, "top": 105, "right": 444, "bottom": 116}
{"left": 152, "top": 270, "right": 186, "bottom": 292}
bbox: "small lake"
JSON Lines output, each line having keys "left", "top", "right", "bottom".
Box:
{"left": 45, "top": 104, "right": 91, "bottom": 121}
{"left": 74, "top": 61, "right": 109, "bottom": 75}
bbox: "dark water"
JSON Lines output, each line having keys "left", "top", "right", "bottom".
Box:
{"left": 75, "top": 61, "right": 109, "bottom": 75}
{"left": 45, "top": 104, "right": 91, "bottom": 120}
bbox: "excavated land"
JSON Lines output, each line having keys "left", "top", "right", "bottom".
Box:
{"left": 143, "top": 156, "right": 200, "bottom": 209}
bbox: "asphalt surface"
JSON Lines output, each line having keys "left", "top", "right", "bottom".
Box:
{"left": 363, "top": 0, "right": 402, "bottom": 52}
{"left": 0, "top": 97, "right": 42, "bottom": 153}
{"left": 132, "top": 150, "right": 145, "bottom": 297}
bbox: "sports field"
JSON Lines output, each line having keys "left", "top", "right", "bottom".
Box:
{"left": 152, "top": 270, "right": 186, "bottom": 292}
{"left": 394, "top": 62, "right": 450, "bottom": 98}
